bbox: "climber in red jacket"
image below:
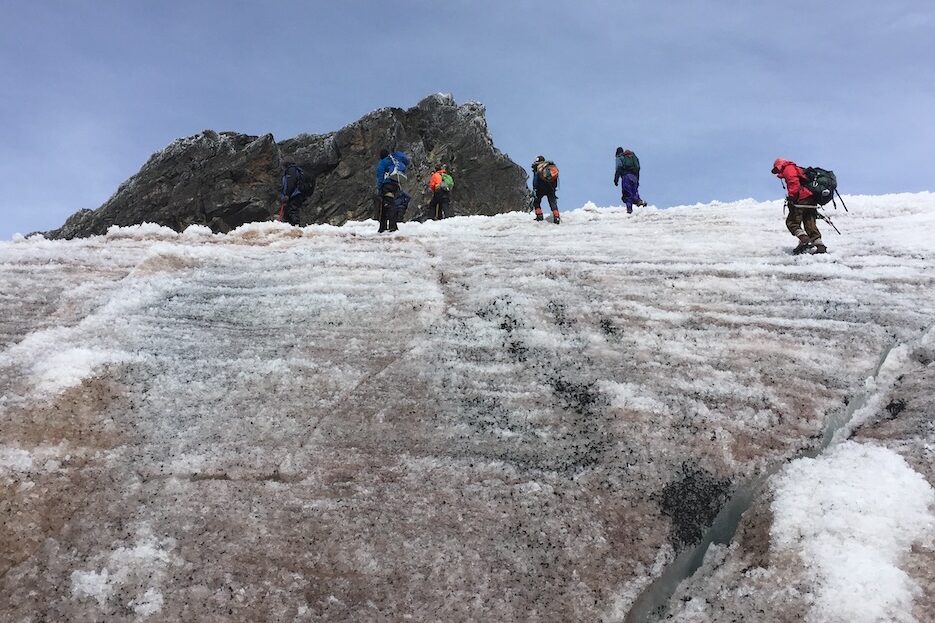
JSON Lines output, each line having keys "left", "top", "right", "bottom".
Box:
{"left": 772, "top": 158, "right": 825, "bottom": 254}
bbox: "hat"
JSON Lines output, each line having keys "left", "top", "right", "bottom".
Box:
{"left": 615, "top": 147, "right": 624, "bottom": 156}
{"left": 771, "top": 158, "right": 784, "bottom": 174}
{"left": 535, "top": 155, "right": 545, "bottom": 162}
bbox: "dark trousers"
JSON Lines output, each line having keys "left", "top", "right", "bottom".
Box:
{"left": 282, "top": 196, "right": 304, "bottom": 226}
{"left": 534, "top": 187, "right": 559, "bottom": 218}
{"left": 428, "top": 190, "right": 451, "bottom": 220}
{"left": 377, "top": 181, "right": 400, "bottom": 232}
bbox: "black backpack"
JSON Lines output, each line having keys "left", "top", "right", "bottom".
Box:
{"left": 283, "top": 164, "right": 310, "bottom": 197}
{"left": 801, "top": 167, "right": 837, "bottom": 206}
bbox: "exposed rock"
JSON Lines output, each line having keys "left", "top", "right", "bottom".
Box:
{"left": 45, "top": 95, "right": 530, "bottom": 239}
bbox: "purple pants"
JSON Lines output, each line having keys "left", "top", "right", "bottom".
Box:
{"left": 620, "top": 173, "right": 641, "bottom": 209}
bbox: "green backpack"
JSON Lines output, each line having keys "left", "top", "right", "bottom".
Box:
{"left": 440, "top": 172, "right": 454, "bottom": 191}
{"left": 801, "top": 167, "right": 838, "bottom": 206}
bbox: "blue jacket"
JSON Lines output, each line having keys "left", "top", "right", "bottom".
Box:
{"left": 375, "top": 152, "right": 410, "bottom": 188}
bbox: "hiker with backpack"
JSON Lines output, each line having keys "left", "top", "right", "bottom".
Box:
{"left": 772, "top": 157, "right": 828, "bottom": 254}
{"left": 375, "top": 148, "right": 411, "bottom": 233}
{"left": 614, "top": 147, "right": 646, "bottom": 214}
{"left": 427, "top": 163, "right": 454, "bottom": 220}
{"left": 531, "top": 155, "right": 561, "bottom": 225}
{"left": 278, "top": 161, "right": 306, "bottom": 226}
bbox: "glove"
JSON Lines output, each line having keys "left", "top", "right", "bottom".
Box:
{"left": 614, "top": 178, "right": 619, "bottom": 186}
{"left": 786, "top": 196, "right": 796, "bottom": 208}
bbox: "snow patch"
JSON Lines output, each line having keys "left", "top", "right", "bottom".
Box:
{"left": 70, "top": 526, "right": 174, "bottom": 615}
{"left": 33, "top": 347, "right": 128, "bottom": 393}
{"left": 771, "top": 441, "right": 935, "bottom": 623}
{"left": 0, "top": 447, "right": 34, "bottom": 472}
{"left": 106, "top": 222, "right": 179, "bottom": 240}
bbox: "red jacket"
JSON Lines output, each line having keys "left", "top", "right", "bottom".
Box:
{"left": 772, "top": 158, "right": 812, "bottom": 202}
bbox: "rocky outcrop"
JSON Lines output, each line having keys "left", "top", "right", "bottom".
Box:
{"left": 45, "top": 94, "right": 530, "bottom": 238}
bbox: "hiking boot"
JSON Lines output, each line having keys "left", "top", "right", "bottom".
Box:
{"left": 553, "top": 217, "right": 560, "bottom": 225}
{"left": 626, "top": 207, "right": 633, "bottom": 214}
{"left": 378, "top": 227, "right": 387, "bottom": 233}
{"left": 535, "top": 214, "right": 544, "bottom": 222}
{"left": 792, "top": 234, "right": 810, "bottom": 255}
{"left": 813, "top": 244, "right": 827, "bottom": 254}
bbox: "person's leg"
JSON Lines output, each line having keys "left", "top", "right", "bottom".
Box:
{"left": 376, "top": 189, "right": 387, "bottom": 232}
{"left": 547, "top": 191, "right": 560, "bottom": 223}
{"left": 631, "top": 175, "right": 644, "bottom": 206}
{"left": 287, "top": 197, "right": 303, "bottom": 226}
{"left": 621, "top": 175, "right": 637, "bottom": 212}
{"left": 384, "top": 181, "right": 399, "bottom": 231}
{"left": 786, "top": 206, "right": 811, "bottom": 253}
{"left": 428, "top": 193, "right": 441, "bottom": 220}
{"left": 534, "top": 189, "right": 545, "bottom": 220}
{"left": 803, "top": 209, "right": 825, "bottom": 252}
{"left": 439, "top": 193, "right": 450, "bottom": 219}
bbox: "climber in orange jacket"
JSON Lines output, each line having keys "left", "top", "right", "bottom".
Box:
{"left": 427, "top": 164, "right": 453, "bottom": 220}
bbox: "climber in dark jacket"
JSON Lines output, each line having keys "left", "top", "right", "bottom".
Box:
{"left": 614, "top": 147, "right": 645, "bottom": 214}
{"left": 279, "top": 162, "right": 306, "bottom": 226}
{"left": 531, "top": 156, "right": 561, "bottom": 224}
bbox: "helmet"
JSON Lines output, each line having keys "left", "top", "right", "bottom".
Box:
{"left": 535, "top": 155, "right": 545, "bottom": 162}
{"left": 771, "top": 158, "right": 784, "bottom": 174}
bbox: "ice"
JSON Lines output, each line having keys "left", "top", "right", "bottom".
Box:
{"left": 1, "top": 193, "right": 933, "bottom": 620}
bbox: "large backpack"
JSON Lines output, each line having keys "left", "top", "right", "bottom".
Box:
{"left": 283, "top": 164, "right": 309, "bottom": 197}
{"left": 386, "top": 154, "right": 408, "bottom": 182}
{"left": 440, "top": 172, "right": 454, "bottom": 191}
{"left": 801, "top": 167, "right": 837, "bottom": 206}
{"left": 538, "top": 161, "right": 559, "bottom": 186}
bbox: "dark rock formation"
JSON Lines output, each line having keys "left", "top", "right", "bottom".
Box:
{"left": 46, "top": 94, "right": 531, "bottom": 238}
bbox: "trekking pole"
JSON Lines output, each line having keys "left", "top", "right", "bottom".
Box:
{"left": 834, "top": 189, "right": 849, "bottom": 212}
{"left": 814, "top": 209, "right": 842, "bottom": 235}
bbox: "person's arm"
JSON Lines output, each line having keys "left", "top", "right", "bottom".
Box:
{"left": 783, "top": 166, "right": 803, "bottom": 201}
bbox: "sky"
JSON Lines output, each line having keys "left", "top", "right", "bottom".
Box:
{"left": 1, "top": 0, "right": 933, "bottom": 239}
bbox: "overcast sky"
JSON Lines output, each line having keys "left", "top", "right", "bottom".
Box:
{"left": 1, "top": 1, "right": 932, "bottom": 238}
